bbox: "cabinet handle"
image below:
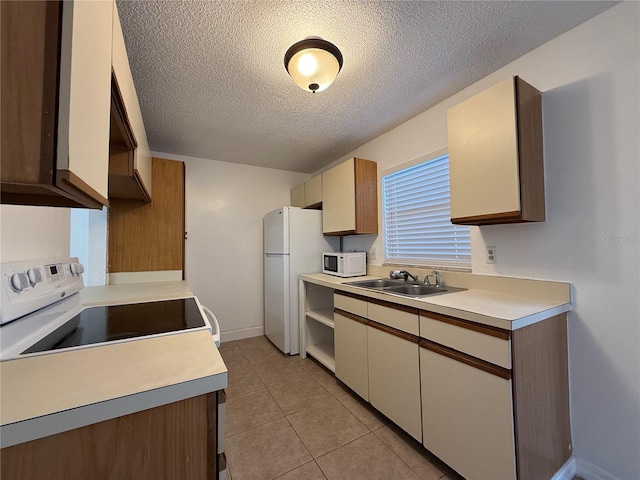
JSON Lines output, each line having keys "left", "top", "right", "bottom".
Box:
{"left": 420, "top": 310, "right": 510, "bottom": 340}
{"left": 420, "top": 339, "right": 511, "bottom": 380}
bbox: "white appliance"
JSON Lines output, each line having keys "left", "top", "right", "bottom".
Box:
{"left": 0, "top": 257, "right": 221, "bottom": 360}
{"left": 322, "top": 251, "right": 367, "bottom": 277}
{"left": 263, "top": 207, "right": 337, "bottom": 355}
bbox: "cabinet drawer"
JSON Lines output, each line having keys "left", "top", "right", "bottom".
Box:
{"left": 368, "top": 300, "right": 419, "bottom": 336}
{"left": 334, "top": 293, "right": 367, "bottom": 318}
{"left": 420, "top": 313, "right": 511, "bottom": 369}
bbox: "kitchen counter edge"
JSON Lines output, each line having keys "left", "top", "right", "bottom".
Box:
{"left": 1, "top": 281, "right": 227, "bottom": 448}
{"left": 299, "top": 273, "right": 571, "bottom": 331}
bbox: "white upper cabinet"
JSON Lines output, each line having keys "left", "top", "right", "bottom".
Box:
{"left": 447, "top": 76, "right": 545, "bottom": 225}
{"left": 290, "top": 183, "right": 305, "bottom": 208}
{"left": 57, "top": 0, "right": 114, "bottom": 205}
{"left": 304, "top": 175, "right": 322, "bottom": 208}
{"left": 290, "top": 175, "right": 322, "bottom": 209}
{"left": 322, "top": 158, "right": 378, "bottom": 235}
{"left": 110, "top": 1, "right": 153, "bottom": 201}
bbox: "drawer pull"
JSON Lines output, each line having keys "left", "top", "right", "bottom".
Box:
{"left": 419, "top": 339, "right": 511, "bottom": 380}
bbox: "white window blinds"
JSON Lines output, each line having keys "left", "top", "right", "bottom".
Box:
{"left": 382, "top": 154, "right": 471, "bottom": 268}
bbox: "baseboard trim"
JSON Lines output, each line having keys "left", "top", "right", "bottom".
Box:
{"left": 220, "top": 326, "right": 264, "bottom": 343}
{"left": 551, "top": 457, "right": 577, "bottom": 480}
{"left": 577, "top": 458, "right": 623, "bottom": 480}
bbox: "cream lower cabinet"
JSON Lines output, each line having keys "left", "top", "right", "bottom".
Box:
{"left": 420, "top": 311, "right": 571, "bottom": 480}
{"left": 420, "top": 345, "right": 516, "bottom": 480}
{"left": 334, "top": 293, "right": 421, "bottom": 441}
{"left": 334, "top": 310, "right": 369, "bottom": 401}
{"left": 368, "top": 325, "right": 422, "bottom": 441}
{"left": 330, "top": 286, "right": 570, "bottom": 480}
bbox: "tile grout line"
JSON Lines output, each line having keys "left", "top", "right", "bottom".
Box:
{"left": 223, "top": 338, "right": 451, "bottom": 480}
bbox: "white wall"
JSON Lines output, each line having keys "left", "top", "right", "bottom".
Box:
{"left": 322, "top": 4, "right": 639, "bottom": 478}
{"left": 0, "top": 205, "right": 70, "bottom": 262}
{"left": 69, "top": 208, "right": 108, "bottom": 286}
{"left": 157, "top": 152, "right": 309, "bottom": 341}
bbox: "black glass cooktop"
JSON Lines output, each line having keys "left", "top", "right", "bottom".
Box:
{"left": 23, "top": 298, "right": 205, "bottom": 355}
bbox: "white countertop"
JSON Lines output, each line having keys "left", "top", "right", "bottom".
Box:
{"left": 300, "top": 273, "right": 571, "bottom": 330}
{"left": 80, "top": 280, "right": 194, "bottom": 306}
{"left": 0, "top": 281, "right": 228, "bottom": 448}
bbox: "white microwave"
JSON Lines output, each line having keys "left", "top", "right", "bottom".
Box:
{"left": 322, "top": 252, "right": 367, "bottom": 277}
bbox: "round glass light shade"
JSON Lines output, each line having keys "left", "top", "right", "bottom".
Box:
{"left": 284, "top": 38, "right": 343, "bottom": 93}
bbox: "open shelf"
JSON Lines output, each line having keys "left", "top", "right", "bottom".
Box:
{"left": 306, "top": 342, "right": 335, "bottom": 372}
{"left": 306, "top": 309, "right": 334, "bottom": 329}
{"left": 300, "top": 279, "right": 335, "bottom": 372}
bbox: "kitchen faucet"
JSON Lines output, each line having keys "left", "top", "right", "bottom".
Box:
{"left": 390, "top": 270, "right": 419, "bottom": 283}
{"left": 424, "top": 270, "right": 441, "bottom": 287}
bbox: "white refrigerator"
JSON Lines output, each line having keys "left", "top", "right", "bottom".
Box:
{"left": 263, "top": 207, "right": 337, "bottom": 355}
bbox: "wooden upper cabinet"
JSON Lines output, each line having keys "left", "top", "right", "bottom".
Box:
{"left": 322, "top": 158, "right": 378, "bottom": 235}
{"left": 108, "top": 157, "right": 184, "bottom": 275}
{"left": 109, "top": 2, "right": 152, "bottom": 202}
{"left": 447, "top": 76, "right": 545, "bottom": 225}
{"left": 1, "top": 0, "right": 113, "bottom": 209}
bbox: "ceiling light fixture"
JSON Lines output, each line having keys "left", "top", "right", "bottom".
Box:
{"left": 284, "top": 36, "right": 343, "bottom": 93}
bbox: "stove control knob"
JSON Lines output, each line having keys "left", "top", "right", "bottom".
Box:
{"left": 27, "top": 268, "right": 43, "bottom": 286}
{"left": 9, "top": 273, "right": 29, "bottom": 293}
{"left": 70, "top": 263, "right": 85, "bottom": 276}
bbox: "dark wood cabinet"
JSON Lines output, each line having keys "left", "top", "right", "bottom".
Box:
{"left": 1, "top": 392, "right": 222, "bottom": 480}
{"left": 108, "top": 157, "right": 185, "bottom": 275}
{"left": 1, "top": 0, "right": 112, "bottom": 209}
{"left": 108, "top": 74, "right": 152, "bottom": 202}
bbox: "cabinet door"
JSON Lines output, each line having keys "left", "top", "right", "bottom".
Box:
{"left": 0, "top": 393, "right": 214, "bottom": 479}
{"left": 290, "top": 184, "right": 305, "bottom": 208}
{"left": 57, "top": 0, "right": 113, "bottom": 205}
{"left": 447, "top": 76, "right": 544, "bottom": 225}
{"left": 367, "top": 325, "right": 421, "bottom": 441}
{"left": 1, "top": 1, "right": 110, "bottom": 209}
{"left": 448, "top": 77, "right": 520, "bottom": 221}
{"left": 108, "top": 158, "right": 185, "bottom": 276}
{"left": 304, "top": 175, "right": 322, "bottom": 207}
{"left": 421, "top": 346, "right": 516, "bottom": 480}
{"left": 111, "top": 1, "right": 152, "bottom": 201}
{"left": 334, "top": 310, "right": 369, "bottom": 401}
{"left": 322, "top": 158, "right": 356, "bottom": 233}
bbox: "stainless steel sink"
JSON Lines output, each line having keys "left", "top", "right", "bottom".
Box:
{"left": 345, "top": 279, "right": 405, "bottom": 289}
{"left": 344, "top": 278, "right": 466, "bottom": 298}
{"left": 383, "top": 284, "right": 466, "bottom": 298}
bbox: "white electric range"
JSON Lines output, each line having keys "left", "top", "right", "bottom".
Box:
{"left": 0, "top": 257, "right": 220, "bottom": 361}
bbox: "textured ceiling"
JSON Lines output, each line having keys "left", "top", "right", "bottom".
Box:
{"left": 117, "top": 0, "right": 616, "bottom": 173}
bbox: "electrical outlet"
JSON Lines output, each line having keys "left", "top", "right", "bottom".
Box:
{"left": 369, "top": 247, "right": 377, "bottom": 261}
{"left": 486, "top": 246, "right": 497, "bottom": 264}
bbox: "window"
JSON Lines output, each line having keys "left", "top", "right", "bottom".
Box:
{"left": 382, "top": 154, "right": 471, "bottom": 268}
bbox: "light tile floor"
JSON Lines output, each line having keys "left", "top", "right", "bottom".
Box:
{"left": 219, "top": 336, "right": 461, "bottom": 480}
